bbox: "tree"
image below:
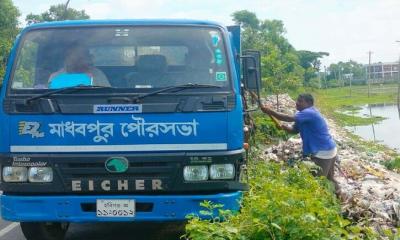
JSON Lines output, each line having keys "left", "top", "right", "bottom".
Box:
{"left": 327, "top": 60, "right": 366, "bottom": 87}
{"left": 232, "top": 10, "right": 304, "bottom": 98}
{"left": 297, "top": 50, "right": 329, "bottom": 86}
{"left": 26, "top": 3, "right": 89, "bottom": 24}
{"left": 0, "top": 0, "right": 20, "bottom": 81}
{"left": 232, "top": 10, "right": 260, "bottom": 30}
{"left": 232, "top": 10, "right": 332, "bottom": 93}
{"left": 263, "top": 45, "right": 303, "bottom": 96}
{"left": 232, "top": 10, "right": 263, "bottom": 51}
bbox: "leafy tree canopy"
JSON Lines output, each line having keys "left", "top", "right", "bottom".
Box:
{"left": 0, "top": 0, "right": 20, "bottom": 80}
{"left": 26, "top": 3, "right": 89, "bottom": 24}
{"left": 0, "top": 0, "right": 20, "bottom": 33}
{"left": 297, "top": 50, "right": 329, "bottom": 85}
{"left": 232, "top": 10, "right": 304, "bottom": 93}
{"left": 328, "top": 60, "right": 365, "bottom": 80}
{"left": 297, "top": 50, "right": 329, "bottom": 70}
{"left": 232, "top": 10, "right": 332, "bottom": 90}
{"left": 232, "top": 10, "right": 260, "bottom": 29}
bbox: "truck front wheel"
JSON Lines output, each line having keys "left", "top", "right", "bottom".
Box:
{"left": 20, "top": 222, "right": 69, "bottom": 240}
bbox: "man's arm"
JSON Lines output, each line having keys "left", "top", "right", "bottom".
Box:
{"left": 248, "top": 91, "right": 295, "bottom": 122}
{"left": 261, "top": 105, "right": 295, "bottom": 122}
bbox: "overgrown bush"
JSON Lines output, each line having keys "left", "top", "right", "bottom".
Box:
{"left": 326, "top": 79, "right": 341, "bottom": 88}
{"left": 184, "top": 154, "right": 380, "bottom": 240}
{"left": 184, "top": 107, "right": 399, "bottom": 240}
{"left": 252, "top": 112, "right": 288, "bottom": 144}
{"left": 307, "top": 77, "right": 321, "bottom": 89}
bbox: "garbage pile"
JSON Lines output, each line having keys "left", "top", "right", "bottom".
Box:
{"left": 259, "top": 94, "right": 400, "bottom": 235}
{"left": 261, "top": 94, "right": 297, "bottom": 115}
{"left": 333, "top": 127, "right": 400, "bottom": 234}
{"left": 262, "top": 138, "right": 302, "bottom": 163}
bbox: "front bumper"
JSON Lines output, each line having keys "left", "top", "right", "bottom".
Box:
{"left": 0, "top": 150, "right": 246, "bottom": 194}
{"left": 1, "top": 192, "right": 242, "bottom": 222}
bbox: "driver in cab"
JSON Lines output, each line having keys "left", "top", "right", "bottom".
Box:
{"left": 48, "top": 45, "right": 110, "bottom": 88}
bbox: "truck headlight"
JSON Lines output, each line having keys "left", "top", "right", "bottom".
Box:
{"left": 210, "top": 164, "right": 235, "bottom": 180}
{"left": 28, "top": 167, "right": 53, "bottom": 183}
{"left": 183, "top": 165, "right": 208, "bottom": 181}
{"left": 2, "top": 167, "right": 28, "bottom": 182}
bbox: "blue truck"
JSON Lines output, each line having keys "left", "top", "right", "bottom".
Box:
{"left": 0, "top": 19, "right": 261, "bottom": 240}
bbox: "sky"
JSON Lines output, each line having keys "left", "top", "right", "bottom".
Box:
{"left": 12, "top": 0, "right": 400, "bottom": 67}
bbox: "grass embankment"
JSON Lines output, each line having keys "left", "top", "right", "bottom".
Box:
{"left": 184, "top": 115, "right": 388, "bottom": 240}
{"left": 184, "top": 159, "right": 360, "bottom": 240}
{"left": 184, "top": 85, "right": 400, "bottom": 239}
{"left": 313, "top": 84, "right": 397, "bottom": 126}
{"left": 313, "top": 84, "right": 398, "bottom": 158}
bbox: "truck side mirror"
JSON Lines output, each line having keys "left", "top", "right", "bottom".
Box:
{"left": 242, "top": 50, "right": 261, "bottom": 92}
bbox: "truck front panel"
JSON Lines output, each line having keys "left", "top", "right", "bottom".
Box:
{"left": 0, "top": 20, "right": 246, "bottom": 222}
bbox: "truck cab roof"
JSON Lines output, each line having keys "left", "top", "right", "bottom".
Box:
{"left": 25, "top": 19, "right": 226, "bottom": 30}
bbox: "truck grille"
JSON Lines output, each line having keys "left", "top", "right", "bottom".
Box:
{"left": 59, "top": 161, "right": 174, "bottom": 178}
{"left": 55, "top": 158, "right": 181, "bottom": 193}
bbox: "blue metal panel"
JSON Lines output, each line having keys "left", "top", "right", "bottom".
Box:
{"left": 222, "top": 26, "right": 240, "bottom": 95}
{"left": 1, "top": 192, "right": 242, "bottom": 222}
{"left": 227, "top": 96, "right": 244, "bottom": 150}
{"left": 225, "top": 25, "right": 243, "bottom": 150}
{"left": 8, "top": 112, "right": 229, "bottom": 153}
{"left": 3, "top": 21, "right": 243, "bottom": 153}
{"left": 0, "top": 20, "right": 246, "bottom": 226}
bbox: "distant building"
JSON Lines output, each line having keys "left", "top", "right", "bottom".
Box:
{"left": 366, "top": 62, "right": 399, "bottom": 83}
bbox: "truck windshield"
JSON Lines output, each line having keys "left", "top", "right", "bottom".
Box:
{"left": 10, "top": 26, "right": 231, "bottom": 91}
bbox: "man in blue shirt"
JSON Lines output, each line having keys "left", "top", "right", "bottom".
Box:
{"left": 261, "top": 93, "right": 337, "bottom": 181}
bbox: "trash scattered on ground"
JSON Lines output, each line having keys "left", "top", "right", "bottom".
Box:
{"left": 258, "top": 94, "right": 400, "bottom": 235}
{"left": 261, "top": 93, "right": 297, "bottom": 115}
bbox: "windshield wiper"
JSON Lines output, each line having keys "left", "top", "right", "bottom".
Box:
{"left": 25, "top": 85, "right": 112, "bottom": 104}
{"left": 131, "top": 83, "right": 222, "bottom": 103}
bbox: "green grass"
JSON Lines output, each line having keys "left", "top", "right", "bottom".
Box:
{"left": 332, "top": 112, "right": 385, "bottom": 126}
{"left": 252, "top": 112, "right": 289, "bottom": 144}
{"left": 183, "top": 89, "right": 400, "bottom": 239}
{"left": 346, "top": 131, "right": 398, "bottom": 155}
{"left": 341, "top": 105, "right": 363, "bottom": 112}
{"left": 313, "top": 84, "right": 397, "bottom": 126}
{"left": 184, "top": 159, "right": 367, "bottom": 240}
{"left": 384, "top": 157, "right": 400, "bottom": 172}
{"left": 312, "top": 84, "right": 398, "bottom": 157}
{"left": 183, "top": 151, "right": 392, "bottom": 240}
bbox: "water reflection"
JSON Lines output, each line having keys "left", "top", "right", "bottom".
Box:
{"left": 368, "top": 105, "right": 377, "bottom": 142}
{"left": 345, "top": 104, "right": 399, "bottom": 152}
{"left": 398, "top": 104, "right": 400, "bottom": 119}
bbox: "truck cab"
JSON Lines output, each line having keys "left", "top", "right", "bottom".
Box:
{"left": 0, "top": 19, "right": 260, "bottom": 240}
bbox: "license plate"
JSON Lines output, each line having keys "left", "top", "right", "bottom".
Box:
{"left": 96, "top": 199, "right": 135, "bottom": 217}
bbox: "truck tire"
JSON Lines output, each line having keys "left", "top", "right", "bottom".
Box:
{"left": 20, "top": 222, "right": 69, "bottom": 240}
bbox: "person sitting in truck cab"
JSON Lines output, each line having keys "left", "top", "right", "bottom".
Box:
{"left": 48, "top": 45, "right": 111, "bottom": 88}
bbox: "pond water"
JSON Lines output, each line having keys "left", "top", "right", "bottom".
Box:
{"left": 345, "top": 104, "right": 400, "bottom": 152}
